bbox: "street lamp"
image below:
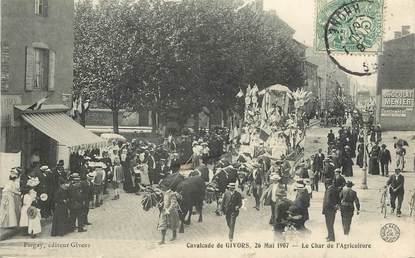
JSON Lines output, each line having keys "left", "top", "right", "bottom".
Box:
{"left": 361, "top": 111, "right": 370, "bottom": 189}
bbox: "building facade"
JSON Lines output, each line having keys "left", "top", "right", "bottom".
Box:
{"left": 376, "top": 33, "right": 415, "bottom": 130}
{"left": 1, "top": 0, "right": 104, "bottom": 170}
{"left": 305, "top": 48, "right": 350, "bottom": 112}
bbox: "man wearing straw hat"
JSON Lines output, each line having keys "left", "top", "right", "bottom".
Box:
{"left": 261, "top": 173, "right": 283, "bottom": 225}
{"left": 339, "top": 181, "right": 360, "bottom": 235}
{"left": 294, "top": 180, "right": 310, "bottom": 231}
{"left": 92, "top": 162, "right": 105, "bottom": 208}
{"left": 221, "top": 183, "right": 242, "bottom": 242}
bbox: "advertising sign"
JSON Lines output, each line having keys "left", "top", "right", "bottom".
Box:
{"left": 380, "top": 108, "right": 407, "bottom": 117}
{"left": 381, "top": 89, "right": 414, "bottom": 109}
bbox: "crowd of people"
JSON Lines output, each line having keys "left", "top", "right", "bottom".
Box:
{"left": 0, "top": 117, "right": 409, "bottom": 243}
{"left": 213, "top": 116, "right": 408, "bottom": 242}
{"left": 0, "top": 128, "right": 229, "bottom": 239}
{"left": 0, "top": 163, "right": 93, "bottom": 237}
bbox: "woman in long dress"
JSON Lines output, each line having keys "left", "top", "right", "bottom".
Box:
{"left": 342, "top": 146, "right": 354, "bottom": 177}
{"left": 51, "top": 183, "right": 70, "bottom": 236}
{"left": 356, "top": 141, "right": 364, "bottom": 168}
{"left": 0, "top": 169, "right": 21, "bottom": 228}
{"left": 368, "top": 143, "right": 380, "bottom": 175}
{"left": 120, "top": 147, "right": 134, "bottom": 193}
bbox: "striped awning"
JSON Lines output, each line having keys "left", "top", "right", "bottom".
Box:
{"left": 22, "top": 112, "right": 108, "bottom": 152}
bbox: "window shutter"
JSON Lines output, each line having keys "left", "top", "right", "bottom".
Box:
{"left": 25, "top": 47, "right": 34, "bottom": 91}
{"left": 48, "top": 50, "right": 55, "bottom": 91}
{"left": 43, "top": 0, "right": 48, "bottom": 17}
{"left": 34, "top": 0, "right": 39, "bottom": 14}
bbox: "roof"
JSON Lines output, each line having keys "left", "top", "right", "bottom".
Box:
{"left": 22, "top": 112, "right": 107, "bottom": 152}
{"left": 15, "top": 104, "right": 69, "bottom": 114}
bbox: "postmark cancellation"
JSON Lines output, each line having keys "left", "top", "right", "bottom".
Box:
{"left": 315, "top": 0, "right": 385, "bottom": 55}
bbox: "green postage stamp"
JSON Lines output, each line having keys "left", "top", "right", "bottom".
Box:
{"left": 315, "top": 0, "right": 384, "bottom": 54}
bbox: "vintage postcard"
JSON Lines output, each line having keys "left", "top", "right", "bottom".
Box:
{"left": 0, "top": 0, "right": 414, "bottom": 257}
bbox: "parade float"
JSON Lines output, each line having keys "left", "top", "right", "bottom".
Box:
{"left": 237, "top": 83, "right": 312, "bottom": 173}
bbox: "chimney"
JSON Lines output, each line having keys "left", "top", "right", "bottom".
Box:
{"left": 394, "top": 31, "right": 402, "bottom": 39}
{"left": 402, "top": 25, "right": 411, "bottom": 36}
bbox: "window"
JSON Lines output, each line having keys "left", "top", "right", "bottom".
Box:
{"left": 34, "top": 0, "right": 48, "bottom": 17}
{"left": 33, "top": 48, "right": 49, "bottom": 90}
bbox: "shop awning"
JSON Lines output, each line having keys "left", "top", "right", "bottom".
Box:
{"left": 22, "top": 112, "right": 108, "bottom": 152}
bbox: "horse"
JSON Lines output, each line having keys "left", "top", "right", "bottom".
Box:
{"left": 159, "top": 173, "right": 205, "bottom": 233}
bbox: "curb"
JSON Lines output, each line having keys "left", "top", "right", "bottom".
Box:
{"left": 0, "top": 227, "right": 22, "bottom": 241}
{"left": 0, "top": 219, "right": 52, "bottom": 241}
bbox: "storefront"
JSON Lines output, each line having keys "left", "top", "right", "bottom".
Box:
{"left": 14, "top": 104, "right": 107, "bottom": 169}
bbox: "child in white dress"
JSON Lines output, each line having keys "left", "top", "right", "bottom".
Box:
{"left": 20, "top": 188, "right": 41, "bottom": 237}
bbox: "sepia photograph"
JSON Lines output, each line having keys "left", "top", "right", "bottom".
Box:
{"left": 0, "top": 0, "right": 414, "bottom": 257}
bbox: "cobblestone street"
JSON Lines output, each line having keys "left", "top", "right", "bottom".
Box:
{"left": 1, "top": 126, "right": 414, "bottom": 258}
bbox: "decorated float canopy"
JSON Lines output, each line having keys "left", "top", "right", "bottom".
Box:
{"left": 258, "top": 84, "right": 293, "bottom": 97}
{"left": 258, "top": 84, "right": 293, "bottom": 116}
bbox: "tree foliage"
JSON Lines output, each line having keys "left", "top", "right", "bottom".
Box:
{"left": 74, "top": 0, "right": 304, "bottom": 132}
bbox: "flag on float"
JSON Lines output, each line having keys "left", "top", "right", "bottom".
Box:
{"left": 70, "top": 98, "right": 77, "bottom": 118}
{"left": 76, "top": 95, "right": 83, "bottom": 114}
{"left": 26, "top": 95, "right": 49, "bottom": 111}
{"left": 82, "top": 98, "right": 90, "bottom": 113}
{"left": 259, "top": 126, "right": 271, "bottom": 142}
{"left": 236, "top": 88, "right": 244, "bottom": 98}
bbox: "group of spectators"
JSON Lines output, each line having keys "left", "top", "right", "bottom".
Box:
{"left": 0, "top": 134, "right": 205, "bottom": 238}
{"left": 0, "top": 162, "right": 94, "bottom": 237}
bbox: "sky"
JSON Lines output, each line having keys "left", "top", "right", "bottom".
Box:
{"left": 263, "top": 0, "right": 415, "bottom": 94}
{"left": 263, "top": 0, "right": 415, "bottom": 46}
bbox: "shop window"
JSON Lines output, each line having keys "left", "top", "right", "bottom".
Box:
{"left": 35, "top": 0, "right": 48, "bottom": 17}
{"left": 33, "top": 48, "right": 49, "bottom": 90}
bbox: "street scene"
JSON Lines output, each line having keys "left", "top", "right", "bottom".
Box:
{"left": 0, "top": 0, "right": 414, "bottom": 258}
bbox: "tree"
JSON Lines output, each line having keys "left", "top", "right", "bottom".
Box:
{"left": 74, "top": 0, "right": 305, "bottom": 134}
{"left": 74, "top": 0, "right": 149, "bottom": 133}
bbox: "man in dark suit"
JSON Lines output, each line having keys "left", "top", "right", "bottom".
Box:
{"left": 333, "top": 168, "right": 346, "bottom": 192}
{"left": 322, "top": 180, "right": 339, "bottom": 242}
{"left": 293, "top": 182, "right": 310, "bottom": 230}
{"left": 386, "top": 168, "right": 405, "bottom": 217}
{"left": 273, "top": 189, "right": 293, "bottom": 238}
{"left": 313, "top": 148, "right": 325, "bottom": 179}
{"left": 379, "top": 144, "right": 391, "bottom": 177}
{"left": 322, "top": 158, "right": 335, "bottom": 189}
{"left": 38, "top": 166, "right": 54, "bottom": 218}
{"left": 53, "top": 160, "right": 68, "bottom": 188}
{"left": 339, "top": 181, "right": 360, "bottom": 235}
{"left": 169, "top": 152, "right": 181, "bottom": 174}
{"left": 68, "top": 173, "right": 87, "bottom": 232}
{"left": 154, "top": 159, "right": 170, "bottom": 184}
{"left": 221, "top": 183, "right": 242, "bottom": 242}
{"left": 327, "top": 129, "right": 335, "bottom": 146}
